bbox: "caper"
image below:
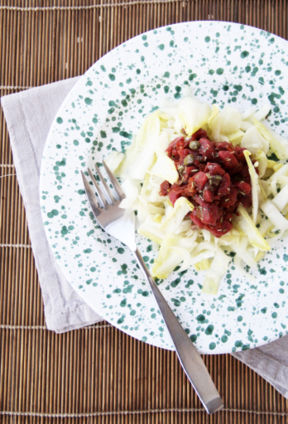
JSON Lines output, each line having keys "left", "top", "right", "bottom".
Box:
{"left": 209, "top": 175, "right": 222, "bottom": 186}
{"left": 183, "top": 154, "right": 194, "bottom": 165}
{"left": 189, "top": 140, "right": 200, "bottom": 150}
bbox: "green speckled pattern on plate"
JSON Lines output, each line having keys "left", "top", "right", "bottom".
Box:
{"left": 40, "top": 21, "right": 288, "bottom": 354}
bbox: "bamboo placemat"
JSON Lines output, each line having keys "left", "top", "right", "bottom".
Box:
{"left": 1, "top": 1, "right": 288, "bottom": 422}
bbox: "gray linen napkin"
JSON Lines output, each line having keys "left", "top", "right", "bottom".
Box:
{"left": 1, "top": 78, "right": 288, "bottom": 398}
{"left": 1, "top": 78, "right": 102, "bottom": 332}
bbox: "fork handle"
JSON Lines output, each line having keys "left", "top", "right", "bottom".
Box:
{"left": 134, "top": 249, "right": 223, "bottom": 414}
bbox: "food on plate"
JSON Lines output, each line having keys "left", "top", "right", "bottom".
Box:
{"left": 107, "top": 96, "right": 288, "bottom": 293}
{"left": 160, "top": 129, "right": 252, "bottom": 237}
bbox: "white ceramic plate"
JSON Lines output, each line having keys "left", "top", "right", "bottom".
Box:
{"left": 40, "top": 21, "right": 288, "bottom": 354}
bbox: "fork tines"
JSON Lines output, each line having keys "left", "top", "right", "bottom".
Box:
{"left": 81, "top": 161, "right": 125, "bottom": 210}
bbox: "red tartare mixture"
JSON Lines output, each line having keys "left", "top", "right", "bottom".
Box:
{"left": 160, "top": 129, "right": 252, "bottom": 237}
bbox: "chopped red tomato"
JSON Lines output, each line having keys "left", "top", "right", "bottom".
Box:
{"left": 217, "top": 173, "right": 231, "bottom": 197}
{"left": 217, "top": 150, "right": 241, "bottom": 173}
{"left": 204, "top": 162, "right": 225, "bottom": 176}
{"left": 191, "top": 171, "right": 208, "bottom": 191}
{"left": 198, "top": 137, "right": 215, "bottom": 159}
{"left": 168, "top": 185, "right": 184, "bottom": 204}
{"left": 159, "top": 180, "right": 171, "bottom": 196}
{"left": 161, "top": 128, "right": 252, "bottom": 237}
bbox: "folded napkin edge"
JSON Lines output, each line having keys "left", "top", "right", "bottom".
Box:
{"left": 0, "top": 76, "right": 81, "bottom": 104}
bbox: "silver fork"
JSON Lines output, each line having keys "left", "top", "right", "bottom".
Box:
{"left": 81, "top": 162, "right": 224, "bottom": 414}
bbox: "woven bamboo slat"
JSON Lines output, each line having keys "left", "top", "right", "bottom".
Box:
{"left": 1, "top": 1, "right": 288, "bottom": 423}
